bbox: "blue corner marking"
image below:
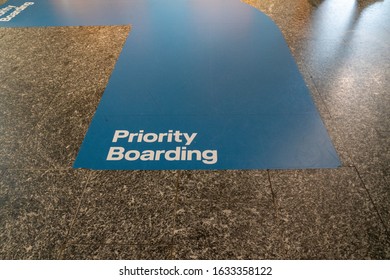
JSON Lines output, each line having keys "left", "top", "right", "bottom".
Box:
{"left": 0, "top": 0, "right": 341, "bottom": 170}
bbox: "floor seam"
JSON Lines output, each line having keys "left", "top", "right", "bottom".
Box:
{"left": 267, "top": 170, "right": 278, "bottom": 218}
{"left": 56, "top": 170, "right": 94, "bottom": 259}
{"left": 353, "top": 166, "right": 389, "bottom": 235}
{"left": 301, "top": 62, "right": 333, "bottom": 119}
{"left": 169, "top": 170, "right": 182, "bottom": 259}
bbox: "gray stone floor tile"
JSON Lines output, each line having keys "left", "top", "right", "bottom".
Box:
{"left": 269, "top": 168, "right": 390, "bottom": 259}
{"left": 175, "top": 170, "right": 276, "bottom": 258}
{"left": 2, "top": 210, "right": 72, "bottom": 259}
{"left": 244, "top": 0, "right": 315, "bottom": 45}
{"left": 295, "top": 66, "right": 332, "bottom": 119}
{"left": 137, "top": 244, "right": 173, "bottom": 260}
{"left": 374, "top": 110, "right": 390, "bottom": 138}
{"left": 33, "top": 88, "right": 104, "bottom": 169}
{"left": 359, "top": 172, "right": 390, "bottom": 230}
{"left": 3, "top": 170, "right": 88, "bottom": 211}
{"left": 0, "top": 210, "right": 11, "bottom": 259}
{"left": 331, "top": 117, "right": 389, "bottom": 173}
{"left": 0, "top": 28, "right": 61, "bottom": 117}
{"left": 0, "top": 170, "right": 11, "bottom": 259}
{"left": 320, "top": 82, "right": 382, "bottom": 120}
{"left": 291, "top": 10, "right": 387, "bottom": 112}
{"left": 0, "top": 170, "right": 89, "bottom": 259}
{"left": 67, "top": 171, "right": 177, "bottom": 245}
{"left": 0, "top": 26, "right": 129, "bottom": 169}
{"left": 0, "top": 26, "right": 129, "bottom": 95}
{"left": 385, "top": 174, "right": 390, "bottom": 185}
{"left": 296, "top": 11, "right": 389, "bottom": 120}
{"left": 173, "top": 202, "right": 281, "bottom": 259}
{"left": 346, "top": 8, "right": 390, "bottom": 59}
{"left": 318, "top": 68, "right": 389, "bottom": 120}
{"left": 61, "top": 244, "right": 172, "bottom": 260}
{"left": 0, "top": 85, "right": 48, "bottom": 169}
{"left": 319, "top": 115, "right": 353, "bottom": 167}
{"left": 300, "top": 45, "right": 356, "bottom": 110}
{"left": 0, "top": 169, "right": 8, "bottom": 201}
{"left": 178, "top": 170, "right": 270, "bottom": 203}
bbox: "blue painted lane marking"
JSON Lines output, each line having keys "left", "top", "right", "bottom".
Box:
{"left": 0, "top": 0, "right": 341, "bottom": 170}
{"left": 0, "top": 0, "right": 139, "bottom": 26}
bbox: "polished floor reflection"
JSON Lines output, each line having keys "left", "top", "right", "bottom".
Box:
{"left": 0, "top": 0, "right": 389, "bottom": 259}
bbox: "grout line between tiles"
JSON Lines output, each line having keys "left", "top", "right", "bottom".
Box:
{"left": 353, "top": 166, "right": 389, "bottom": 235}
{"left": 301, "top": 62, "right": 332, "bottom": 119}
{"left": 267, "top": 170, "right": 278, "bottom": 218}
{"left": 56, "top": 170, "right": 94, "bottom": 259}
{"left": 169, "top": 170, "right": 182, "bottom": 259}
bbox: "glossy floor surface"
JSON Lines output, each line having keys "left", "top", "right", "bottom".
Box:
{"left": 1, "top": 0, "right": 389, "bottom": 259}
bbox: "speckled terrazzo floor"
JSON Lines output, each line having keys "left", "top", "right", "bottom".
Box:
{"left": 0, "top": 0, "right": 389, "bottom": 259}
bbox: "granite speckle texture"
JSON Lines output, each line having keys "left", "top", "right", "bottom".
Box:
{"left": 173, "top": 199, "right": 280, "bottom": 259}
{"left": 65, "top": 171, "right": 178, "bottom": 248}
{"left": 0, "top": 170, "right": 89, "bottom": 259}
{"left": 269, "top": 168, "right": 390, "bottom": 259}
{"left": 178, "top": 170, "right": 271, "bottom": 202}
{"left": 359, "top": 172, "right": 390, "bottom": 230}
{"left": 332, "top": 116, "right": 389, "bottom": 173}
{"left": 173, "top": 170, "right": 280, "bottom": 259}
{"left": 1, "top": 0, "right": 389, "bottom": 259}
{"left": 0, "top": 26, "right": 130, "bottom": 169}
{"left": 62, "top": 244, "right": 173, "bottom": 260}
{"left": 0, "top": 170, "right": 11, "bottom": 258}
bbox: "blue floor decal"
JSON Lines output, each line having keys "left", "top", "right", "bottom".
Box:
{"left": 1, "top": 0, "right": 341, "bottom": 170}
